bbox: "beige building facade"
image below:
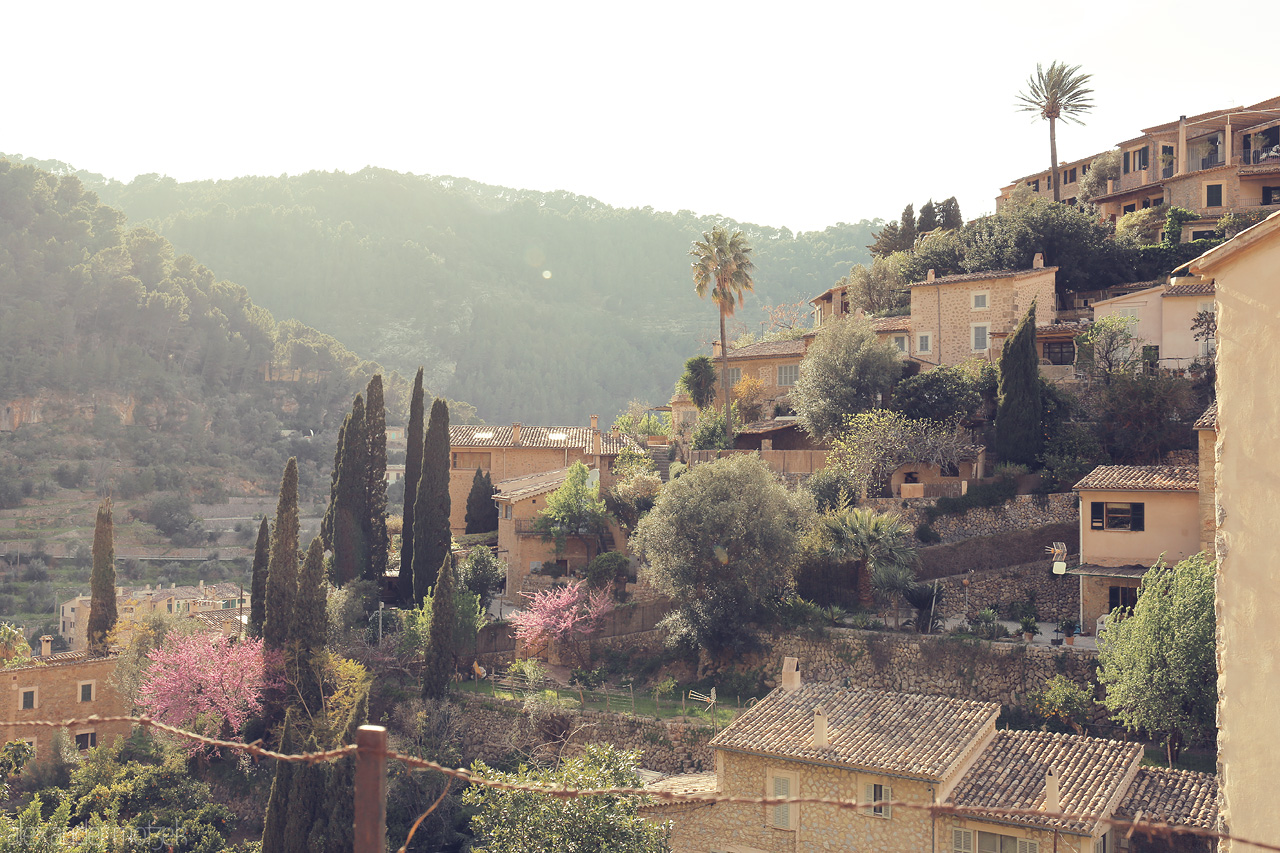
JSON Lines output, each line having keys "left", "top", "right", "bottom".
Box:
{"left": 711, "top": 337, "right": 812, "bottom": 417}
{"left": 907, "top": 261, "right": 1059, "bottom": 369}
{"left": 493, "top": 468, "right": 593, "bottom": 597}
{"left": 1092, "top": 279, "right": 1216, "bottom": 370}
{"left": 60, "top": 581, "right": 245, "bottom": 652}
{"left": 1188, "top": 209, "right": 1280, "bottom": 847}
{"left": 4, "top": 639, "right": 132, "bottom": 759}
{"left": 646, "top": 667, "right": 1216, "bottom": 853}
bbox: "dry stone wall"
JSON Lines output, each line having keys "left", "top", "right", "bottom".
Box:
{"left": 930, "top": 559, "right": 1080, "bottom": 623}
{"left": 861, "top": 492, "right": 1078, "bottom": 544}
{"left": 452, "top": 691, "right": 715, "bottom": 774}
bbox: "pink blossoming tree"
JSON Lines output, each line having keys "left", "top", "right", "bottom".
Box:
{"left": 510, "top": 582, "right": 613, "bottom": 666}
{"left": 139, "top": 632, "right": 280, "bottom": 753}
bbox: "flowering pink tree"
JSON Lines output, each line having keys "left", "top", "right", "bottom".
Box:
{"left": 510, "top": 582, "right": 613, "bottom": 665}
{"left": 138, "top": 633, "right": 279, "bottom": 753}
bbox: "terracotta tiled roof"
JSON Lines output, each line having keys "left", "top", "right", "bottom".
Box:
{"left": 948, "top": 730, "right": 1141, "bottom": 834}
{"left": 11, "top": 650, "right": 114, "bottom": 671}
{"left": 450, "top": 425, "right": 640, "bottom": 454}
{"left": 908, "top": 267, "right": 1057, "bottom": 287}
{"left": 191, "top": 610, "right": 247, "bottom": 630}
{"left": 645, "top": 772, "right": 718, "bottom": 796}
{"left": 726, "top": 338, "right": 809, "bottom": 359}
{"left": 1066, "top": 564, "right": 1148, "bottom": 579}
{"left": 1115, "top": 767, "right": 1218, "bottom": 829}
{"left": 736, "top": 419, "right": 804, "bottom": 436}
{"left": 1163, "top": 280, "right": 1215, "bottom": 297}
{"left": 709, "top": 683, "right": 1000, "bottom": 781}
{"left": 1073, "top": 465, "right": 1199, "bottom": 492}
{"left": 1194, "top": 401, "right": 1218, "bottom": 431}
{"left": 1240, "top": 162, "right": 1280, "bottom": 175}
{"left": 494, "top": 468, "right": 569, "bottom": 502}
{"left": 871, "top": 316, "right": 911, "bottom": 333}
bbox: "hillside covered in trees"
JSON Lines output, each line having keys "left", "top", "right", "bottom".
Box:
{"left": 10, "top": 158, "right": 881, "bottom": 423}
{"left": 0, "top": 158, "right": 427, "bottom": 499}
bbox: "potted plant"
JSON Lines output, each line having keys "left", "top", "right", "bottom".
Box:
{"left": 1058, "top": 619, "right": 1079, "bottom": 645}
{"left": 1019, "top": 615, "right": 1040, "bottom": 642}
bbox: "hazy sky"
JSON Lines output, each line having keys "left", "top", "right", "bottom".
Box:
{"left": 6, "top": 1, "right": 1278, "bottom": 232}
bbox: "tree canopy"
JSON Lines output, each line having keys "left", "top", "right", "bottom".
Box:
{"left": 790, "top": 317, "right": 901, "bottom": 440}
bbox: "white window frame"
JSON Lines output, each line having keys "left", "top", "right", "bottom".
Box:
{"left": 1198, "top": 300, "right": 1217, "bottom": 356}
{"left": 19, "top": 687, "right": 37, "bottom": 711}
{"left": 892, "top": 335, "right": 908, "bottom": 353}
{"left": 865, "top": 782, "right": 892, "bottom": 819}
{"left": 777, "top": 364, "right": 799, "bottom": 387}
{"left": 971, "top": 291, "right": 989, "bottom": 310}
{"left": 1115, "top": 306, "right": 1140, "bottom": 319}
{"left": 766, "top": 768, "right": 798, "bottom": 831}
{"left": 726, "top": 367, "right": 742, "bottom": 387}
{"left": 78, "top": 680, "right": 95, "bottom": 703}
{"left": 971, "top": 324, "right": 990, "bottom": 352}
{"left": 917, "top": 333, "right": 932, "bottom": 354}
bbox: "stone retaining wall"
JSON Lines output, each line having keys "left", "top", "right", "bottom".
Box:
{"left": 860, "top": 492, "right": 1078, "bottom": 544}
{"left": 452, "top": 691, "right": 715, "bottom": 774}
{"left": 930, "top": 559, "right": 1080, "bottom": 623}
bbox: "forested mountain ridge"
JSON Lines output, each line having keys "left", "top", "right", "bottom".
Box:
{"left": 0, "top": 158, "right": 427, "bottom": 499}
{"left": 14, "top": 159, "right": 881, "bottom": 423}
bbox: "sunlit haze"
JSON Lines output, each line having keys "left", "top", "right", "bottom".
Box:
{"left": 6, "top": 0, "right": 1279, "bottom": 231}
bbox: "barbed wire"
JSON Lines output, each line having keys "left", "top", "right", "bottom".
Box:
{"left": 2, "top": 714, "right": 1273, "bottom": 852}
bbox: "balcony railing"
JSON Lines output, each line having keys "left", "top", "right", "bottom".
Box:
{"left": 1245, "top": 148, "right": 1280, "bottom": 165}
{"left": 1162, "top": 164, "right": 1175, "bottom": 178}
{"left": 1201, "top": 154, "right": 1224, "bottom": 170}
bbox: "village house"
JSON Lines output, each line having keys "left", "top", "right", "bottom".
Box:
{"left": 1090, "top": 277, "right": 1216, "bottom": 372}
{"left": 644, "top": 660, "right": 1217, "bottom": 853}
{"left": 709, "top": 336, "right": 814, "bottom": 418}
{"left": 998, "top": 95, "right": 1280, "bottom": 241}
{"left": 446, "top": 420, "right": 641, "bottom": 535}
{"left": 997, "top": 151, "right": 1104, "bottom": 208}
{"left": 3, "top": 636, "right": 132, "bottom": 759}
{"left": 59, "top": 581, "right": 246, "bottom": 651}
{"left": 1188, "top": 209, "right": 1280, "bottom": 843}
{"left": 1067, "top": 465, "right": 1201, "bottom": 636}
{"left": 890, "top": 445, "right": 986, "bottom": 499}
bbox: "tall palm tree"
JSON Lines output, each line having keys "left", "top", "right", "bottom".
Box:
{"left": 1017, "top": 62, "right": 1094, "bottom": 203}
{"left": 820, "top": 507, "right": 917, "bottom": 611}
{"left": 690, "top": 226, "right": 755, "bottom": 447}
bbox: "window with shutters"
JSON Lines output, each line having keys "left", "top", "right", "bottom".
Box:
{"left": 777, "top": 364, "right": 799, "bottom": 387}
{"left": 971, "top": 325, "right": 989, "bottom": 352}
{"left": 866, "top": 782, "right": 892, "bottom": 819}
{"left": 1090, "top": 502, "right": 1145, "bottom": 531}
{"left": 726, "top": 367, "right": 742, "bottom": 387}
{"left": 452, "top": 451, "right": 492, "bottom": 470}
{"left": 954, "top": 829, "right": 975, "bottom": 853}
{"left": 20, "top": 689, "right": 35, "bottom": 711}
{"left": 892, "top": 335, "right": 908, "bottom": 353}
{"left": 767, "top": 769, "right": 798, "bottom": 830}
{"left": 972, "top": 291, "right": 989, "bottom": 310}
{"left": 977, "top": 829, "right": 1038, "bottom": 853}
{"left": 917, "top": 333, "right": 932, "bottom": 354}
{"left": 75, "top": 731, "right": 97, "bottom": 751}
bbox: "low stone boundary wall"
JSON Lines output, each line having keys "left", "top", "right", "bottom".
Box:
{"left": 930, "top": 559, "right": 1080, "bottom": 623}
{"left": 860, "top": 493, "right": 1078, "bottom": 545}
{"left": 452, "top": 691, "right": 716, "bottom": 774}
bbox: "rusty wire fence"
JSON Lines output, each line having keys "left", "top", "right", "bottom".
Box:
{"left": 1, "top": 714, "right": 1271, "bottom": 853}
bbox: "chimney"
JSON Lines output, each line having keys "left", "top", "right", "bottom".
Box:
{"left": 1033, "top": 252, "right": 1045, "bottom": 270}
{"left": 592, "top": 429, "right": 602, "bottom": 456}
{"left": 812, "top": 707, "right": 829, "bottom": 747}
{"left": 1043, "top": 767, "right": 1061, "bottom": 814}
{"left": 512, "top": 423, "right": 522, "bottom": 445}
{"left": 711, "top": 340, "right": 723, "bottom": 358}
{"left": 199, "top": 579, "right": 204, "bottom": 593}
{"left": 40, "top": 635, "right": 52, "bottom": 656}
{"left": 170, "top": 582, "right": 176, "bottom": 589}
{"left": 927, "top": 269, "right": 935, "bottom": 282}
{"left": 781, "top": 657, "right": 801, "bottom": 693}
{"left": 590, "top": 414, "right": 599, "bottom": 430}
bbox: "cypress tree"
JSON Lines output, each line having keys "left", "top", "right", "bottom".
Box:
{"left": 399, "top": 368, "right": 426, "bottom": 605}
{"left": 422, "top": 552, "right": 457, "bottom": 699}
{"left": 938, "top": 196, "right": 964, "bottom": 230}
{"left": 283, "top": 735, "right": 326, "bottom": 853}
{"left": 87, "top": 497, "right": 117, "bottom": 657}
{"left": 917, "top": 198, "right": 938, "bottom": 233}
{"left": 412, "top": 398, "right": 451, "bottom": 605}
{"left": 292, "top": 537, "right": 328, "bottom": 661}
{"left": 261, "top": 710, "right": 298, "bottom": 853}
{"left": 320, "top": 420, "right": 345, "bottom": 551}
{"left": 331, "top": 395, "right": 369, "bottom": 587}
{"left": 897, "top": 203, "right": 917, "bottom": 252}
{"left": 996, "top": 302, "right": 1043, "bottom": 467}
{"left": 364, "top": 374, "right": 389, "bottom": 582}
{"left": 264, "top": 458, "right": 300, "bottom": 651}
{"left": 464, "top": 466, "right": 498, "bottom": 533}
{"left": 248, "top": 517, "right": 270, "bottom": 638}
{"left": 319, "top": 689, "right": 367, "bottom": 853}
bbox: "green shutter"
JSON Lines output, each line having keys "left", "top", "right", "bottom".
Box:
{"left": 1091, "top": 502, "right": 1104, "bottom": 530}
{"left": 1131, "top": 502, "right": 1144, "bottom": 531}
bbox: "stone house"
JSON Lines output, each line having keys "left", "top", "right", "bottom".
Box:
{"left": 997, "top": 151, "right": 1105, "bottom": 209}
{"left": 1067, "top": 465, "right": 1201, "bottom": 636}
{"left": 907, "top": 258, "right": 1059, "bottom": 369}
{"left": 3, "top": 636, "right": 132, "bottom": 758}
{"left": 890, "top": 445, "right": 986, "bottom": 499}
{"left": 710, "top": 337, "right": 814, "bottom": 418}
{"left": 447, "top": 420, "right": 640, "bottom": 535}
{"left": 999, "top": 95, "right": 1280, "bottom": 241}
{"left": 1091, "top": 278, "right": 1216, "bottom": 371}
{"left": 645, "top": 662, "right": 1217, "bottom": 853}
{"left": 1188, "top": 209, "right": 1280, "bottom": 844}
{"left": 60, "top": 581, "right": 246, "bottom": 652}
{"left": 1193, "top": 403, "right": 1216, "bottom": 554}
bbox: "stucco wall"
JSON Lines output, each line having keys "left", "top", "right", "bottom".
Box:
{"left": 450, "top": 444, "right": 616, "bottom": 533}
{"left": 1078, "top": 574, "right": 1141, "bottom": 637}
{"left": 1196, "top": 215, "right": 1280, "bottom": 847}
{"left": 1197, "top": 428, "right": 1215, "bottom": 553}
{"left": 1161, "top": 294, "right": 1214, "bottom": 365}
{"left": 1077, "top": 489, "right": 1199, "bottom": 567}
{"left": 1093, "top": 287, "right": 1163, "bottom": 353}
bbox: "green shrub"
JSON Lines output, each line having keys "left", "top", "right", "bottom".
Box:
{"left": 667, "top": 462, "right": 686, "bottom": 480}
{"left": 584, "top": 551, "right": 630, "bottom": 589}
{"left": 914, "top": 522, "right": 941, "bottom": 544}
{"left": 924, "top": 476, "right": 1017, "bottom": 522}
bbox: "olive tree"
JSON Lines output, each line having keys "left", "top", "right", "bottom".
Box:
{"left": 633, "top": 454, "right": 813, "bottom": 654}
{"left": 791, "top": 316, "right": 901, "bottom": 440}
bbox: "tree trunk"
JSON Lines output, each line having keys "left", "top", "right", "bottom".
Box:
{"left": 1050, "top": 117, "right": 1061, "bottom": 203}
{"left": 720, "top": 307, "right": 732, "bottom": 447}
{"left": 856, "top": 558, "right": 874, "bottom": 608}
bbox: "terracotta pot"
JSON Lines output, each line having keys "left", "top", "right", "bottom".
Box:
{"left": 1065, "top": 636, "right": 1075, "bottom": 646}
{"left": 1023, "top": 632, "right": 1034, "bottom": 642}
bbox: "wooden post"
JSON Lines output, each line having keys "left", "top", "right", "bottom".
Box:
{"left": 354, "top": 725, "right": 387, "bottom": 853}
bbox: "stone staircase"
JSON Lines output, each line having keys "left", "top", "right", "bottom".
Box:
{"left": 645, "top": 445, "right": 672, "bottom": 482}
